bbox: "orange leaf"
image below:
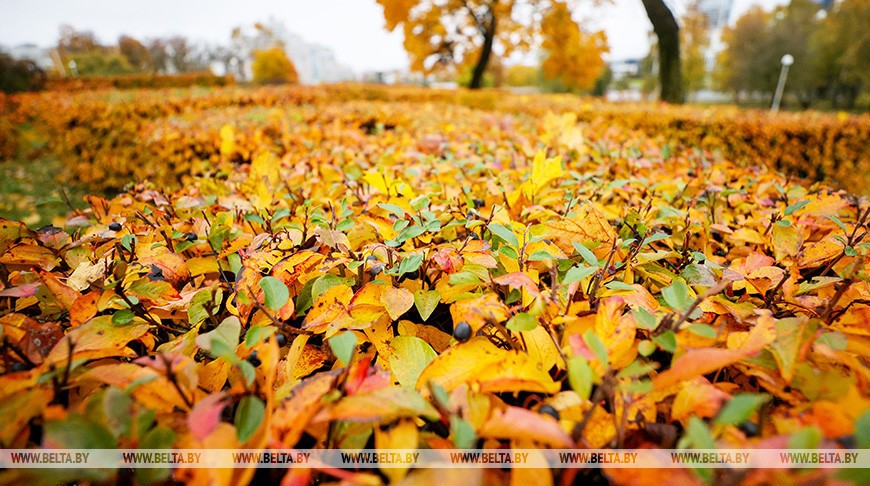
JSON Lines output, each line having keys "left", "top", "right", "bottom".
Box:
{"left": 652, "top": 347, "right": 749, "bottom": 392}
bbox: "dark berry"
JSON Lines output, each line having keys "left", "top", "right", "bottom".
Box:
{"left": 10, "top": 362, "right": 29, "bottom": 372}
{"left": 739, "top": 421, "right": 759, "bottom": 437}
{"left": 453, "top": 321, "right": 472, "bottom": 342}
{"left": 147, "top": 265, "right": 164, "bottom": 281}
{"left": 274, "top": 333, "right": 287, "bottom": 347}
{"left": 539, "top": 404, "right": 560, "bottom": 421}
{"left": 185, "top": 232, "right": 197, "bottom": 241}
{"left": 836, "top": 435, "right": 856, "bottom": 449}
{"left": 247, "top": 350, "right": 261, "bottom": 367}
{"left": 108, "top": 222, "right": 122, "bottom": 231}
{"left": 472, "top": 198, "right": 485, "bottom": 208}
{"left": 367, "top": 263, "right": 384, "bottom": 276}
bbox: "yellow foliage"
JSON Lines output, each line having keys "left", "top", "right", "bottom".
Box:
{"left": 251, "top": 47, "right": 299, "bottom": 85}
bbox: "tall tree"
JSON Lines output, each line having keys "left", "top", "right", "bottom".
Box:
{"left": 147, "top": 39, "right": 171, "bottom": 73}
{"left": 377, "top": 0, "right": 600, "bottom": 90}
{"left": 540, "top": 1, "right": 608, "bottom": 91}
{"left": 811, "top": 0, "right": 868, "bottom": 108}
{"left": 716, "top": 6, "right": 771, "bottom": 99}
{"left": 641, "top": 0, "right": 684, "bottom": 103}
{"left": 118, "top": 35, "right": 152, "bottom": 72}
{"left": 57, "top": 25, "right": 101, "bottom": 55}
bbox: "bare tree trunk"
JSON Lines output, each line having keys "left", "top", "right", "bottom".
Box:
{"left": 470, "top": 8, "right": 496, "bottom": 90}
{"left": 642, "top": 0, "right": 684, "bottom": 103}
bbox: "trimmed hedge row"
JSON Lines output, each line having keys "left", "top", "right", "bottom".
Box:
{"left": 4, "top": 84, "right": 868, "bottom": 194}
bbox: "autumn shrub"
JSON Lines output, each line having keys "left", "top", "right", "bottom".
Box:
{"left": 0, "top": 83, "right": 868, "bottom": 485}
{"left": 0, "top": 93, "right": 22, "bottom": 159}
{"left": 251, "top": 48, "right": 299, "bottom": 85}
{"left": 5, "top": 85, "right": 867, "bottom": 193}
{"left": 43, "top": 72, "right": 235, "bottom": 91}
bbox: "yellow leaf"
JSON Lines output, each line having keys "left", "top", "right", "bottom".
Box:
{"left": 219, "top": 124, "right": 235, "bottom": 157}
{"left": 381, "top": 287, "right": 414, "bottom": 321}
{"left": 479, "top": 406, "right": 573, "bottom": 447}
{"left": 525, "top": 150, "right": 564, "bottom": 196}
{"left": 417, "top": 337, "right": 560, "bottom": 394}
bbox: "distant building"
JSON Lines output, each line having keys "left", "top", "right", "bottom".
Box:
{"left": 360, "top": 70, "right": 425, "bottom": 85}
{"left": 609, "top": 58, "right": 641, "bottom": 81}
{"left": 240, "top": 20, "right": 355, "bottom": 84}
{"left": 697, "top": 0, "right": 734, "bottom": 31}
{"left": 695, "top": 0, "right": 735, "bottom": 73}
{"left": 3, "top": 44, "right": 54, "bottom": 70}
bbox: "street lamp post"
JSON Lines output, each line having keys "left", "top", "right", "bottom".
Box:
{"left": 771, "top": 54, "right": 794, "bottom": 112}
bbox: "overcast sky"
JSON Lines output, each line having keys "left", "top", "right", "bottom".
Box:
{"left": 0, "top": 0, "right": 788, "bottom": 72}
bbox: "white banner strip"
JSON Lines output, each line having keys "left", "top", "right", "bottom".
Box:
{"left": 1, "top": 449, "right": 867, "bottom": 469}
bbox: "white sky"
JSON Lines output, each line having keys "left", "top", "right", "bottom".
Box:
{"left": 0, "top": 0, "right": 788, "bottom": 72}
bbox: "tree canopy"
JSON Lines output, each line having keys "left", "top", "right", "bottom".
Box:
{"left": 251, "top": 47, "right": 299, "bottom": 85}
{"left": 377, "top": 0, "right": 606, "bottom": 89}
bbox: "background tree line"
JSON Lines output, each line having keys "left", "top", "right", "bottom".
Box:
{"left": 717, "top": 0, "right": 868, "bottom": 109}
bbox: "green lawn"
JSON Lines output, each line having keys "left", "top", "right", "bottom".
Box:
{"left": 0, "top": 127, "right": 88, "bottom": 227}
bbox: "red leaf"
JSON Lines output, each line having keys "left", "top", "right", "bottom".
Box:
{"left": 187, "top": 392, "right": 229, "bottom": 441}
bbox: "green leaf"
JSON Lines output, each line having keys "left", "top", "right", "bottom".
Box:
{"left": 450, "top": 416, "right": 477, "bottom": 449}
{"left": 238, "top": 360, "right": 256, "bottom": 386}
{"left": 312, "top": 274, "right": 346, "bottom": 301}
{"left": 395, "top": 224, "right": 426, "bottom": 243}
{"left": 653, "top": 331, "right": 677, "bottom": 353}
{"left": 686, "top": 323, "right": 717, "bottom": 338}
{"left": 397, "top": 254, "right": 424, "bottom": 275}
{"left": 112, "top": 309, "right": 135, "bottom": 326}
{"left": 487, "top": 223, "right": 519, "bottom": 248}
{"left": 244, "top": 213, "right": 265, "bottom": 225}
{"left": 121, "top": 234, "right": 137, "bottom": 252}
{"left": 135, "top": 426, "right": 176, "bottom": 485}
{"left": 583, "top": 330, "right": 609, "bottom": 366}
{"left": 244, "top": 325, "right": 277, "bottom": 348}
{"left": 856, "top": 410, "right": 870, "bottom": 449}
{"left": 825, "top": 215, "right": 848, "bottom": 234}
{"left": 662, "top": 278, "right": 694, "bottom": 313}
{"left": 45, "top": 414, "right": 117, "bottom": 449}
{"left": 389, "top": 336, "right": 437, "bottom": 388}
{"left": 329, "top": 331, "right": 357, "bottom": 366}
{"left": 617, "top": 360, "right": 657, "bottom": 379}
{"left": 527, "top": 250, "right": 557, "bottom": 261}
{"left": 572, "top": 242, "right": 598, "bottom": 266}
{"left": 187, "top": 289, "right": 213, "bottom": 326}
{"left": 506, "top": 312, "right": 538, "bottom": 331}
{"left": 634, "top": 308, "right": 658, "bottom": 330}
{"left": 638, "top": 340, "right": 656, "bottom": 356}
{"left": 679, "top": 416, "right": 716, "bottom": 449}
{"left": 499, "top": 245, "right": 519, "bottom": 260}
{"left": 377, "top": 203, "right": 406, "bottom": 218}
{"left": 641, "top": 232, "right": 670, "bottom": 247}
{"left": 605, "top": 280, "right": 635, "bottom": 292}
{"left": 784, "top": 200, "right": 809, "bottom": 216}
{"left": 788, "top": 426, "right": 822, "bottom": 449}
{"left": 195, "top": 316, "right": 241, "bottom": 360}
{"left": 259, "top": 276, "right": 289, "bottom": 311}
{"left": 563, "top": 265, "right": 597, "bottom": 285}
{"left": 815, "top": 331, "right": 847, "bottom": 351}
{"left": 715, "top": 393, "right": 770, "bottom": 426}
{"left": 234, "top": 396, "right": 265, "bottom": 443}
{"left": 413, "top": 289, "right": 441, "bottom": 321}
{"left": 567, "top": 356, "right": 593, "bottom": 400}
